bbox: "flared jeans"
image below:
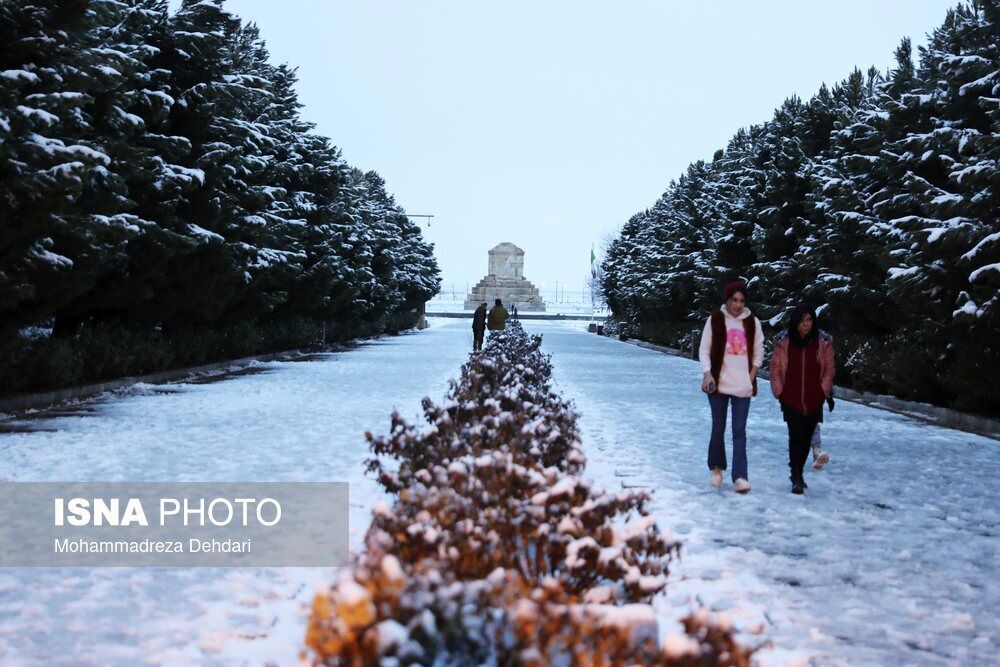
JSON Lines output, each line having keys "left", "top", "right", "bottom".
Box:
{"left": 707, "top": 393, "right": 751, "bottom": 482}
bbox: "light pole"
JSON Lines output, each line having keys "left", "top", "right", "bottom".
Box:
{"left": 406, "top": 214, "right": 435, "bottom": 227}
{"left": 407, "top": 214, "right": 436, "bottom": 309}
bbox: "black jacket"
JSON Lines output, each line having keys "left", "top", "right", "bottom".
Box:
{"left": 472, "top": 306, "right": 487, "bottom": 332}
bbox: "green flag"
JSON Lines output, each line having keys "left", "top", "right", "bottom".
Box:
{"left": 590, "top": 246, "right": 596, "bottom": 277}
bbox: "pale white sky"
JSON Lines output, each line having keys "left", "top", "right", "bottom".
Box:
{"left": 177, "top": 1, "right": 956, "bottom": 293}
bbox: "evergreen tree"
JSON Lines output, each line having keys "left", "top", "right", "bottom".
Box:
{"left": 872, "top": 1, "right": 999, "bottom": 407}
{"left": 708, "top": 126, "right": 762, "bottom": 287}
{"left": 602, "top": 1, "right": 998, "bottom": 413}
{"left": 344, "top": 169, "right": 440, "bottom": 329}
{"left": 601, "top": 211, "right": 647, "bottom": 327}
{"left": 0, "top": 0, "right": 123, "bottom": 333}
{"left": 150, "top": 0, "right": 261, "bottom": 328}
{"left": 53, "top": 0, "right": 197, "bottom": 331}
{"left": 748, "top": 95, "right": 814, "bottom": 323}
{"left": 800, "top": 68, "right": 888, "bottom": 336}
{"left": 261, "top": 65, "right": 358, "bottom": 325}
{"left": 0, "top": 0, "right": 441, "bottom": 394}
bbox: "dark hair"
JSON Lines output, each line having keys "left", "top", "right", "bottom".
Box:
{"left": 723, "top": 280, "right": 748, "bottom": 302}
{"left": 787, "top": 303, "right": 818, "bottom": 333}
{"left": 495, "top": 298, "right": 502, "bottom": 306}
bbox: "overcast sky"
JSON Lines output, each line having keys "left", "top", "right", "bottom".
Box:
{"left": 189, "top": 1, "right": 956, "bottom": 293}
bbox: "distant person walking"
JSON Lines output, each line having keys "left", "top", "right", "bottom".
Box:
{"left": 769, "top": 304, "right": 836, "bottom": 494}
{"left": 472, "top": 302, "right": 488, "bottom": 351}
{"left": 487, "top": 298, "right": 509, "bottom": 331}
{"left": 699, "top": 281, "right": 764, "bottom": 494}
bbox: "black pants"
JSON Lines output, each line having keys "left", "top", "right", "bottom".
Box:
{"left": 473, "top": 329, "right": 484, "bottom": 351}
{"left": 784, "top": 407, "right": 821, "bottom": 477}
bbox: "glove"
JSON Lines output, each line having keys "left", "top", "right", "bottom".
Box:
{"left": 826, "top": 396, "right": 835, "bottom": 412}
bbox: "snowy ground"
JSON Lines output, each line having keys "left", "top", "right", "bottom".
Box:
{"left": 523, "top": 319, "right": 998, "bottom": 666}
{"left": 0, "top": 323, "right": 467, "bottom": 666}
{"left": 0, "top": 318, "right": 995, "bottom": 665}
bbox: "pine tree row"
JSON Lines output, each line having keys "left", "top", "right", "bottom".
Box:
{"left": 0, "top": 0, "right": 439, "bottom": 393}
{"left": 602, "top": 1, "right": 998, "bottom": 414}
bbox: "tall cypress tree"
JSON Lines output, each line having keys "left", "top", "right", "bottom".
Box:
{"left": 873, "top": 2, "right": 999, "bottom": 407}
{"left": 709, "top": 127, "right": 762, "bottom": 289}
{"left": 800, "top": 68, "right": 888, "bottom": 336}
{"left": 0, "top": 0, "right": 124, "bottom": 333}
{"left": 52, "top": 0, "right": 198, "bottom": 331}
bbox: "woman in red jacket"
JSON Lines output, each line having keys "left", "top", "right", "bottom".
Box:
{"left": 769, "top": 304, "right": 835, "bottom": 494}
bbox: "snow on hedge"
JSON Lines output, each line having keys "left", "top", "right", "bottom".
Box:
{"left": 305, "top": 321, "right": 754, "bottom": 665}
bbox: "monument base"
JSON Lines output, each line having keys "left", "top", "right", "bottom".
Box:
{"left": 465, "top": 241, "right": 546, "bottom": 312}
{"left": 464, "top": 276, "right": 546, "bottom": 312}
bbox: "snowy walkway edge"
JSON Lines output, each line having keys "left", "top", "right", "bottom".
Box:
{"left": 621, "top": 336, "right": 999, "bottom": 440}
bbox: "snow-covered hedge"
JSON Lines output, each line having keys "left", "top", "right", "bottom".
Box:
{"left": 306, "top": 321, "right": 754, "bottom": 665}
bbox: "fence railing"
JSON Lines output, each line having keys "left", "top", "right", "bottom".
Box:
{"left": 430, "top": 283, "right": 605, "bottom": 312}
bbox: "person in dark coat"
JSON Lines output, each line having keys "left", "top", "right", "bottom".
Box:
{"left": 487, "top": 298, "right": 509, "bottom": 331}
{"left": 472, "top": 302, "right": 488, "bottom": 351}
{"left": 769, "top": 304, "right": 836, "bottom": 494}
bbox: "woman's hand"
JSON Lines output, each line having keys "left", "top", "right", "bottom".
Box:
{"left": 701, "top": 371, "right": 714, "bottom": 393}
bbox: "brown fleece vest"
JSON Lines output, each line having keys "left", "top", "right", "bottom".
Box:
{"left": 709, "top": 310, "right": 757, "bottom": 397}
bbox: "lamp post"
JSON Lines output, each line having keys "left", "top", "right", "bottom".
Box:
{"left": 406, "top": 215, "right": 434, "bottom": 313}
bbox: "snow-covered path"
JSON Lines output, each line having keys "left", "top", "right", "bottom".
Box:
{"left": 522, "top": 320, "right": 998, "bottom": 666}
{"left": 0, "top": 318, "right": 995, "bottom": 665}
{"left": 0, "top": 322, "right": 468, "bottom": 666}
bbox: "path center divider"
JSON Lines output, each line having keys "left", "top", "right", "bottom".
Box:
{"left": 305, "top": 320, "right": 756, "bottom": 665}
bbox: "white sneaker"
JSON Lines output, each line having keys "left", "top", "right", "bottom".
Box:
{"left": 813, "top": 451, "right": 830, "bottom": 470}
{"left": 710, "top": 468, "right": 723, "bottom": 488}
{"left": 733, "top": 478, "right": 751, "bottom": 494}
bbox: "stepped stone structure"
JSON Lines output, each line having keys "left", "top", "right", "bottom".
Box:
{"left": 464, "top": 242, "right": 546, "bottom": 311}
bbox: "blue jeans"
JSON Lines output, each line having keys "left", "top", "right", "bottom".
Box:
{"left": 707, "top": 393, "right": 751, "bottom": 482}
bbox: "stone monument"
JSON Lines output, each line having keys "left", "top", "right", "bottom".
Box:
{"left": 464, "top": 242, "right": 546, "bottom": 311}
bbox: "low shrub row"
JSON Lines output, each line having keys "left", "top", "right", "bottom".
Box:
{"left": 305, "top": 320, "right": 754, "bottom": 665}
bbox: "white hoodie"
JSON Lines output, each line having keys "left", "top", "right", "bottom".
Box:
{"left": 698, "top": 304, "right": 764, "bottom": 398}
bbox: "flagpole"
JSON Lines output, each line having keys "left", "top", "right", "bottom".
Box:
{"left": 590, "top": 243, "right": 596, "bottom": 323}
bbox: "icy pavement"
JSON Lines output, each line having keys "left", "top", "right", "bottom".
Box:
{"left": 0, "top": 323, "right": 467, "bottom": 666}
{"left": 0, "top": 318, "right": 995, "bottom": 665}
{"left": 520, "top": 320, "right": 998, "bottom": 666}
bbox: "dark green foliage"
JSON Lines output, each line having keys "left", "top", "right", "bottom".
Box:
{"left": 602, "top": 1, "right": 998, "bottom": 415}
{"left": 1, "top": 317, "right": 320, "bottom": 395}
{"left": 0, "top": 0, "right": 440, "bottom": 395}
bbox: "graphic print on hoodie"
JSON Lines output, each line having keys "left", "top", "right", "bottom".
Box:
{"left": 726, "top": 328, "right": 748, "bottom": 356}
